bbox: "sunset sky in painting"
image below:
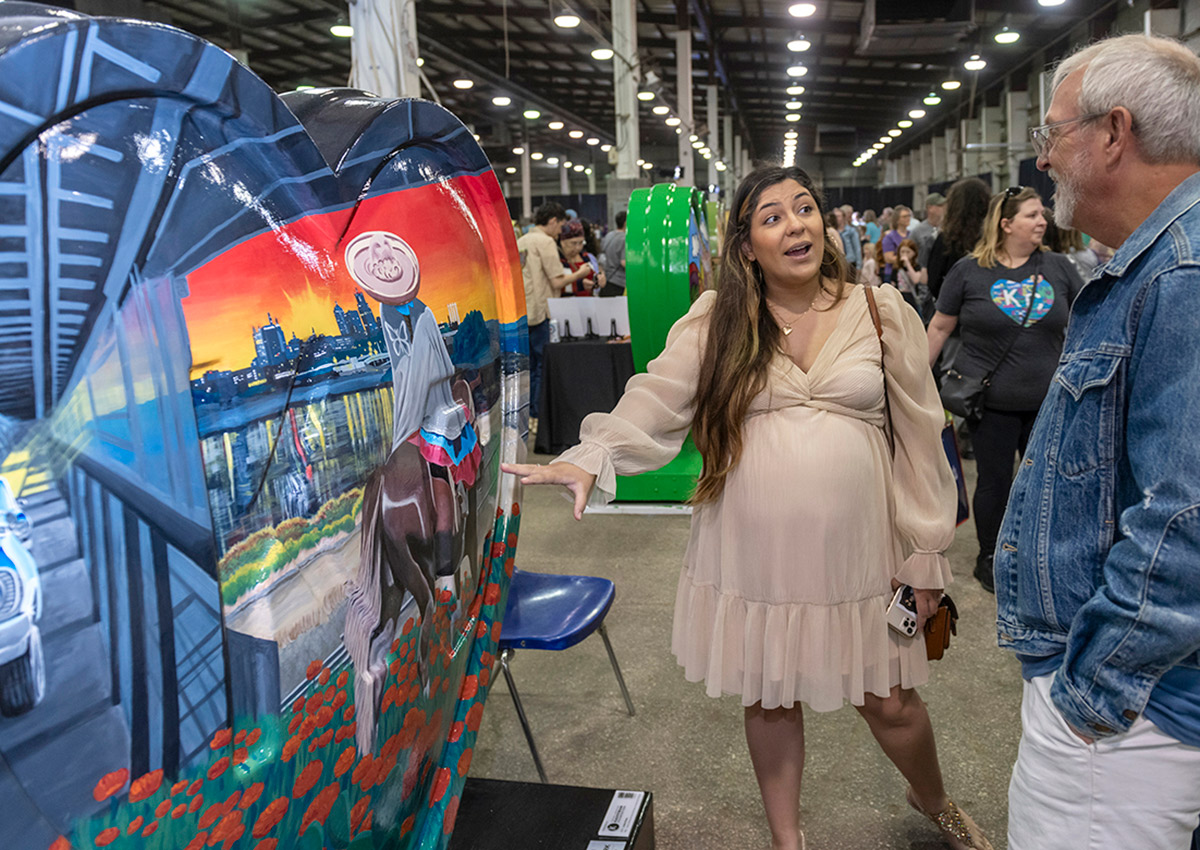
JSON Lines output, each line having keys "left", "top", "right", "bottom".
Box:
{"left": 182, "top": 173, "right": 523, "bottom": 376}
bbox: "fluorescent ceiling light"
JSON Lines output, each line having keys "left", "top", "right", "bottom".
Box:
{"left": 492, "top": 96, "right": 512, "bottom": 106}
{"left": 786, "top": 65, "right": 808, "bottom": 77}
{"left": 898, "top": 120, "right": 913, "bottom": 128}
{"left": 568, "top": 129, "right": 584, "bottom": 138}
{"left": 637, "top": 90, "right": 655, "bottom": 101}
{"left": 786, "top": 100, "right": 803, "bottom": 110}
{"left": 924, "top": 93, "right": 942, "bottom": 105}
{"left": 786, "top": 114, "right": 801, "bottom": 122}
{"left": 523, "top": 109, "right": 541, "bottom": 119}
{"left": 788, "top": 38, "right": 811, "bottom": 52}
{"left": 452, "top": 79, "right": 474, "bottom": 90}
{"left": 330, "top": 24, "right": 353, "bottom": 38}
{"left": 888, "top": 129, "right": 902, "bottom": 137}
{"left": 787, "top": 85, "right": 806, "bottom": 95}
{"left": 652, "top": 105, "right": 670, "bottom": 115}
{"left": 512, "top": 146, "right": 525, "bottom": 155}
{"left": 505, "top": 166, "right": 516, "bottom": 173}
{"left": 586, "top": 137, "right": 600, "bottom": 145}
{"left": 964, "top": 54, "right": 987, "bottom": 71}
{"left": 908, "top": 109, "right": 926, "bottom": 118}
{"left": 591, "top": 47, "right": 614, "bottom": 60}
{"left": 942, "top": 79, "right": 962, "bottom": 90}
{"left": 994, "top": 27, "right": 1020, "bottom": 44}
{"left": 531, "top": 152, "right": 544, "bottom": 160}
{"left": 554, "top": 12, "right": 581, "bottom": 28}
{"left": 600, "top": 144, "right": 612, "bottom": 152}
{"left": 665, "top": 116, "right": 681, "bottom": 126}
{"left": 788, "top": 3, "right": 816, "bottom": 16}
{"left": 548, "top": 120, "right": 564, "bottom": 130}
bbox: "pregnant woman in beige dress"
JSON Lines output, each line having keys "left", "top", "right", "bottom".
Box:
{"left": 502, "top": 166, "right": 991, "bottom": 850}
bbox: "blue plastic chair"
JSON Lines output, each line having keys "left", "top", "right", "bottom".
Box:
{"left": 497, "top": 568, "right": 636, "bottom": 782}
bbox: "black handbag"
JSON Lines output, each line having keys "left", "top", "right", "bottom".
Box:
{"left": 938, "top": 256, "right": 1041, "bottom": 423}
{"left": 938, "top": 370, "right": 988, "bottom": 423}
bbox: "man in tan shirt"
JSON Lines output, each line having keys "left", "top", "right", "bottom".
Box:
{"left": 516, "top": 201, "right": 593, "bottom": 421}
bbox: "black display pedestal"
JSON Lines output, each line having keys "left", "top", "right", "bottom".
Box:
{"left": 449, "top": 777, "right": 655, "bottom": 850}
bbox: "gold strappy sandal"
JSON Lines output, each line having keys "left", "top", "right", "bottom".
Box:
{"left": 906, "top": 787, "right": 994, "bottom": 850}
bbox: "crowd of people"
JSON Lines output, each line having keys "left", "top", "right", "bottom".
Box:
{"left": 511, "top": 31, "right": 1200, "bottom": 850}
{"left": 513, "top": 204, "right": 628, "bottom": 425}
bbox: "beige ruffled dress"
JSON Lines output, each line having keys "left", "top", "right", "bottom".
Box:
{"left": 557, "top": 284, "right": 958, "bottom": 711}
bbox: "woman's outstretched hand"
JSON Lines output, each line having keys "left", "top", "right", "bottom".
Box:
{"left": 500, "top": 461, "right": 597, "bottom": 520}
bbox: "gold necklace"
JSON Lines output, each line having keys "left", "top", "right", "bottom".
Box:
{"left": 767, "top": 298, "right": 815, "bottom": 336}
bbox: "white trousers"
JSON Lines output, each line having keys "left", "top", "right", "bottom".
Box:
{"left": 1008, "top": 673, "right": 1200, "bottom": 850}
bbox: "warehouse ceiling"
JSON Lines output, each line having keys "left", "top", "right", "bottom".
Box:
{"left": 64, "top": 0, "right": 1124, "bottom": 174}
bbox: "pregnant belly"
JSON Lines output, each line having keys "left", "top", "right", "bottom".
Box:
{"left": 703, "top": 408, "right": 894, "bottom": 601}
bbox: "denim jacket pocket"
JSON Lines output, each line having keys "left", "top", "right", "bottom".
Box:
{"left": 1052, "top": 349, "right": 1126, "bottom": 478}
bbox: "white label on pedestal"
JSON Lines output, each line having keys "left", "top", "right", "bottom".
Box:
{"left": 598, "top": 790, "right": 645, "bottom": 839}
{"left": 586, "top": 842, "right": 627, "bottom": 850}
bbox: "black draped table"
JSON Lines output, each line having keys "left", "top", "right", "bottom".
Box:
{"left": 535, "top": 339, "right": 635, "bottom": 455}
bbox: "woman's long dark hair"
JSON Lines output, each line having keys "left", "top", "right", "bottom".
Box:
{"left": 939, "top": 177, "right": 992, "bottom": 256}
{"left": 691, "top": 165, "right": 849, "bottom": 503}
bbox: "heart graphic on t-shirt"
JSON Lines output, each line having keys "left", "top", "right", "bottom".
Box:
{"left": 990, "top": 277, "right": 1055, "bottom": 326}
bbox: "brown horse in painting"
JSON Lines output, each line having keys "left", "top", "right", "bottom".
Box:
{"left": 345, "top": 441, "right": 440, "bottom": 755}
{"left": 344, "top": 383, "right": 476, "bottom": 754}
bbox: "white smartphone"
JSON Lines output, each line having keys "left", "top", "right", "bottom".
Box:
{"left": 886, "top": 584, "right": 919, "bottom": 637}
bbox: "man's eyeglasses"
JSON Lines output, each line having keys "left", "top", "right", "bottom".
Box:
{"left": 1029, "top": 113, "right": 1106, "bottom": 158}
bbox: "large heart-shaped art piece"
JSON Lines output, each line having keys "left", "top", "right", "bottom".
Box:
{"left": 0, "top": 6, "right": 526, "bottom": 850}
{"left": 989, "top": 276, "right": 1056, "bottom": 325}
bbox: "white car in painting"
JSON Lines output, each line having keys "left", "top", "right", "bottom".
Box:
{"left": 0, "top": 478, "right": 43, "bottom": 716}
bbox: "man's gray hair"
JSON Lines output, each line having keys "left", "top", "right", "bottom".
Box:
{"left": 1052, "top": 33, "right": 1200, "bottom": 165}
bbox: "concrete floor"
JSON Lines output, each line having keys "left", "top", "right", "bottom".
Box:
{"left": 471, "top": 450, "right": 1022, "bottom": 850}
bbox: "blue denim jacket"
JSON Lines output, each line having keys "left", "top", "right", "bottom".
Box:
{"left": 995, "top": 172, "right": 1200, "bottom": 739}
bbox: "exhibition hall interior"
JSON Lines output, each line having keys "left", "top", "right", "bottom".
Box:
{"left": 0, "top": 1, "right": 1196, "bottom": 849}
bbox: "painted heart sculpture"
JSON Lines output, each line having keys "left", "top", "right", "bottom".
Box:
{"left": 0, "top": 5, "right": 526, "bottom": 850}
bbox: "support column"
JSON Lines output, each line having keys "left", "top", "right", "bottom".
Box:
{"left": 1006, "top": 90, "right": 1031, "bottom": 188}
{"left": 706, "top": 85, "right": 719, "bottom": 191}
{"left": 521, "top": 146, "right": 532, "bottom": 221}
{"left": 884, "top": 158, "right": 899, "bottom": 186}
{"left": 608, "top": 0, "right": 641, "bottom": 228}
{"left": 980, "top": 105, "right": 1004, "bottom": 185}
{"left": 612, "top": 0, "right": 640, "bottom": 179}
{"left": 960, "top": 118, "right": 981, "bottom": 177}
{"left": 733, "top": 136, "right": 742, "bottom": 182}
{"left": 945, "top": 127, "right": 961, "bottom": 180}
{"left": 675, "top": 29, "right": 694, "bottom": 187}
{"left": 560, "top": 163, "right": 570, "bottom": 194}
{"left": 931, "top": 135, "right": 948, "bottom": 181}
{"left": 587, "top": 169, "right": 597, "bottom": 194}
{"left": 723, "top": 114, "right": 734, "bottom": 194}
{"left": 350, "top": 0, "right": 421, "bottom": 99}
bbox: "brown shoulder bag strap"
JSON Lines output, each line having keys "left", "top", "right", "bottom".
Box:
{"left": 862, "top": 285, "right": 896, "bottom": 457}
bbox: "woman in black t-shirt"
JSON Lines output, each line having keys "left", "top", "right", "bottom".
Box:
{"left": 926, "top": 187, "right": 1084, "bottom": 592}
